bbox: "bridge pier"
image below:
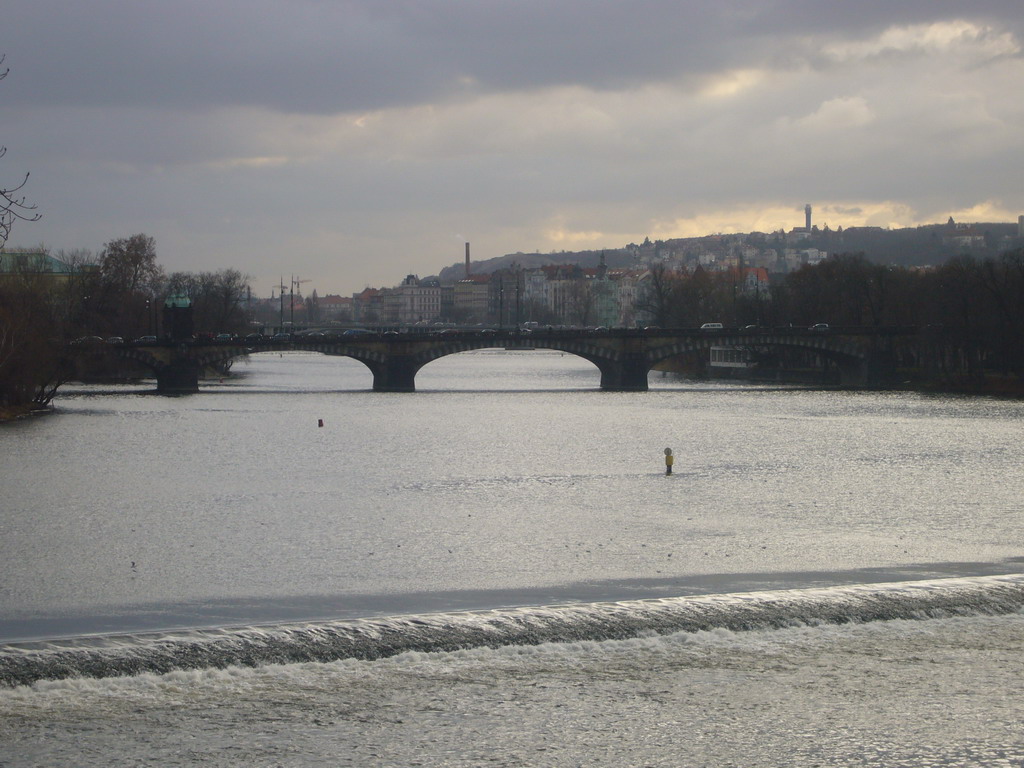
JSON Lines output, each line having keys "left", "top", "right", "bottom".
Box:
{"left": 370, "top": 356, "right": 419, "bottom": 392}
{"left": 597, "top": 354, "right": 650, "bottom": 391}
{"left": 837, "top": 350, "right": 898, "bottom": 387}
{"left": 862, "top": 349, "right": 898, "bottom": 387}
{"left": 156, "top": 361, "right": 201, "bottom": 394}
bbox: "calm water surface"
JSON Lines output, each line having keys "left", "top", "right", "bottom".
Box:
{"left": 3, "top": 350, "right": 1023, "bottom": 637}
{"left": 2, "top": 350, "right": 1024, "bottom": 766}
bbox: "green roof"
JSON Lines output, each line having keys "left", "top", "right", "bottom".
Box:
{"left": 164, "top": 294, "right": 192, "bottom": 308}
{"left": 0, "top": 251, "right": 74, "bottom": 274}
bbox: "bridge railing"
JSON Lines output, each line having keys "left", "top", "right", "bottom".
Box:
{"left": 89, "top": 324, "right": 923, "bottom": 351}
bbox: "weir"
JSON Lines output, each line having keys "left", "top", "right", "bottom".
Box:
{"left": 3, "top": 575, "right": 1022, "bottom": 688}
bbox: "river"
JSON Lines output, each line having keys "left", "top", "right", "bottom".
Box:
{"left": 2, "top": 350, "right": 1024, "bottom": 766}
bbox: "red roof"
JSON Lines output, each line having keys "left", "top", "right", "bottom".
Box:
{"left": 319, "top": 294, "right": 351, "bottom": 306}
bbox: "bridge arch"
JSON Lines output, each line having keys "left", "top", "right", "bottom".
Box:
{"left": 412, "top": 343, "right": 629, "bottom": 390}
{"left": 641, "top": 332, "right": 873, "bottom": 385}
{"left": 70, "top": 327, "right": 906, "bottom": 393}
{"left": 347, "top": 336, "right": 627, "bottom": 391}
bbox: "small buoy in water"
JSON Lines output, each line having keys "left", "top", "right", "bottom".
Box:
{"left": 318, "top": 418, "right": 324, "bottom": 428}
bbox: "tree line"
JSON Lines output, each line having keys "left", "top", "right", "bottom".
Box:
{"left": 0, "top": 234, "right": 251, "bottom": 412}
{"left": 641, "top": 249, "right": 1024, "bottom": 383}
{"left": 5, "top": 242, "right": 1024, "bottom": 413}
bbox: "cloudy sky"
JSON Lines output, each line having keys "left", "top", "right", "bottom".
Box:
{"left": 3, "top": 1, "right": 1023, "bottom": 296}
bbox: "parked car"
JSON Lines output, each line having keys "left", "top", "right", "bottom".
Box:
{"left": 135, "top": 335, "right": 159, "bottom": 344}
{"left": 105, "top": 336, "right": 124, "bottom": 345}
{"left": 809, "top": 323, "right": 830, "bottom": 331}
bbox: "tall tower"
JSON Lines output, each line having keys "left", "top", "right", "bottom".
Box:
{"left": 805, "top": 204, "right": 812, "bottom": 232}
{"left": 465, "top": 242, "right": 471, "bottom": 278}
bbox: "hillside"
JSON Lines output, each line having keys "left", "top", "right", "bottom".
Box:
{"left": 434, "top": 221, "right": 1023, "bottom": 283}
{"left": 437, "top": 248, "right": 637, "bottom": 282}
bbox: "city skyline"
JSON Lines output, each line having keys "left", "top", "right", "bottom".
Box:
{"left": 3, "top": 1, "right": 1023, "bottom": 296}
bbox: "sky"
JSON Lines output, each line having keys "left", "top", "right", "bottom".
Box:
{"left": 3, "top": 1, "right": 1024, "bottom": 297}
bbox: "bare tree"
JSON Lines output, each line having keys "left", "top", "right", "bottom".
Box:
{"left": 564, "top": 278, "right": 596, "bottom": 326}
{"left": 0, "top": 56, "right": 40, "bottom": 247}
{"left": 635, "top": 261, "right": 678, "bottom": 326}
{"left": 100, "top": 234, "right": 162, "bottom": 297}
{"left": 0, "top": 268, "right": 69, "bottom": 409}
{"left": 163, "top": 268, "right": 252, "bottom": 334}
{"left": 92, "top": 234, "right": 164, "bottom": 336}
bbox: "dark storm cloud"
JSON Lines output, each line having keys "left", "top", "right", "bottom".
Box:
{"left": 6, "top": 0, "right": 1021, "bottom": 114}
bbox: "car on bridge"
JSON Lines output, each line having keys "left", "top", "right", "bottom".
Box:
{"left": 809, "top": 323, "right": 830, "bottom": 331}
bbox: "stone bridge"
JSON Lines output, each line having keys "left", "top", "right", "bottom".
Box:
{"left": 86, "top": 326, "right": 917, "bottom": 393}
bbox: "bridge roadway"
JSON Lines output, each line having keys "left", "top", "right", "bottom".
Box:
{"left": 100, "top": 326, "right": 915, "bottom": 393}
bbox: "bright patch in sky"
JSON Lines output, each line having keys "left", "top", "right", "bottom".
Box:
{"left": 3, "top": 2, "right": 1023, "bottom": 292}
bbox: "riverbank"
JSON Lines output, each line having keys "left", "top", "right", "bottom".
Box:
{"left": 910, "top": 374, "right": 1024, "bottom": 398}
{"left": 705, "top": 366, "right": 1024, "bottom": 398}
{"left": 0, "top": 404, "right": 48, "bottom": 423}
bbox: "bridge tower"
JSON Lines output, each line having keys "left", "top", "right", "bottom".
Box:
{"left": 163, "top": 294, "right": 193, "bottom": 341}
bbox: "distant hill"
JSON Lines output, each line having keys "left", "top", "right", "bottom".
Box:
{"left": 799, "top": 222, "right": 1021, "bottom": 267}
{"left": 433, "top": 221, "right": 1023, "bottom": 284}
{"left": 437, "top": 248, "right": 637, "bottom": 283}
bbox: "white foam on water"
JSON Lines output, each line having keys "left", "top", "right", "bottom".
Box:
{"left": 3, "top": 609, "right": 1024, "bottom": 767}
{"left": 4, "top": 574, "right": 1024, "bottom": 689}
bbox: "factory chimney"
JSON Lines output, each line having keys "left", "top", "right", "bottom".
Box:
{"left": 465, "top": 242, "right": 471, "bottom": 278}
{"left": 805, "top": 204, "right": 812, "bottom": 232}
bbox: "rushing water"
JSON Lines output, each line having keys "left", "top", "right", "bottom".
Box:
{"left": 2, "top": 350, "right": 1024, "bottom": 766}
